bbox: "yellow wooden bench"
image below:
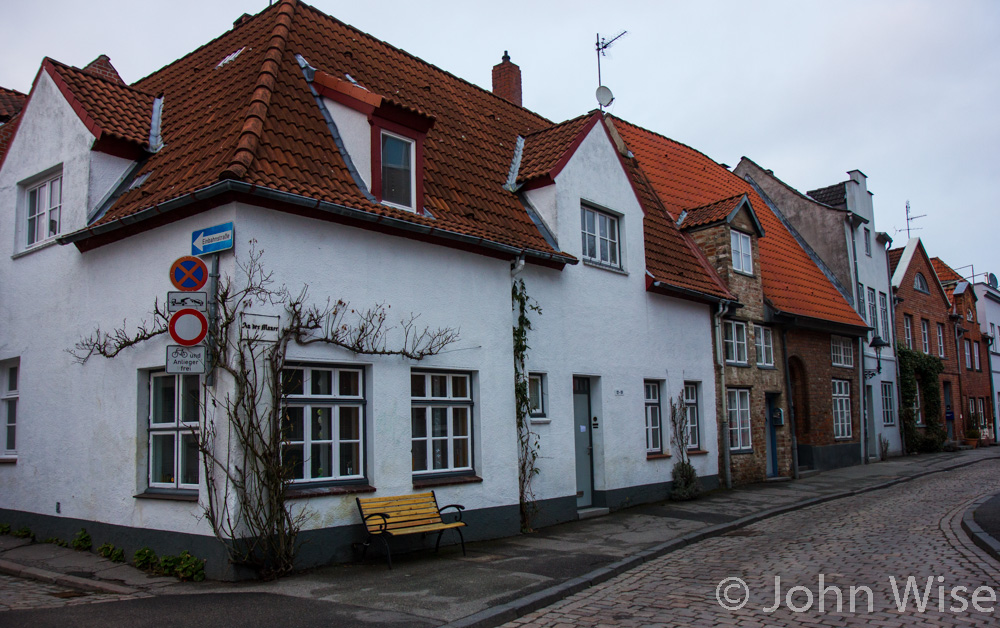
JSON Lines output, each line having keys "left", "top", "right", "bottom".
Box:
{"left": 356, "top": 491, "right": 466, "bottom": 568}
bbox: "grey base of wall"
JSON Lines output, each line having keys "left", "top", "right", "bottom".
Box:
{"left": 797, "top": 442, "right": 862, "bottom": 471}
{"left": 0, "top": 474, "right": 722, "bottom": 581}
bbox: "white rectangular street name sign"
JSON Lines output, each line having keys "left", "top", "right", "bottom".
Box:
{"left": 166, "top": 345, "right": 207, "bottom": 374}
{"left": 240, "top": 313, "right": 280, "bottom": 343}
{"left": 167, "top": 291, "right": 208, "bottom": 312}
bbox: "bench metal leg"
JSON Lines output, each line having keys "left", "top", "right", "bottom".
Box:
{"left": 361, "top": 534, "right": 394, "bottom": 569}
{"left": 435, "top": 528, "right": 466, "bottom": 556}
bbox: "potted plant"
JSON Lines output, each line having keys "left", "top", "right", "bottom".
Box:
{"left": 964, "top": 426, "right": 981, "bottom": 448}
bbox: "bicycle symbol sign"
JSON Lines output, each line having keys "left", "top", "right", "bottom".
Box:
{"left": 170, "top": 256, "right": 208, "bottom": 291}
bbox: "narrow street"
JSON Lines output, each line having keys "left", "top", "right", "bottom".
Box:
{"left": 506, "top": 462, "right": 1000, "bottom": 627}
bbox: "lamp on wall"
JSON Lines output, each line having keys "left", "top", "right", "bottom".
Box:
{"left": 869, "top": 335, "right": 891, "bottom": 375}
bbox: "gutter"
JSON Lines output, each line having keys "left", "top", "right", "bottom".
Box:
{"left": 57, "top": 180, "right": 577, "bottom": 265}
{"left": 649, "top": 280, "right": 737, "bottom": 307}
{"left": 847, "top": 214, "right": 870, "bottom": 464}
{"left": 713, "top": 299, "right": 733, "bottom": 490}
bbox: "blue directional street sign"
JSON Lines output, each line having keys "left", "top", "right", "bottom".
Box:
{"left": 192, "top": 222, "right": 234, "bottom": 256}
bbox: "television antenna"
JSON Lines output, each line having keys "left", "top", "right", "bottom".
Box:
{"left": 904, "top": 200, "right": 925, "bottom": 239}
{"left": 595, "top": 31, "right": 627, "bottom": 110}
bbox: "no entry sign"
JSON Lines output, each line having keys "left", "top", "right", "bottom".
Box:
{"left": 169, "top": 308, "right": 208, "bottom": 346}
{"left": 170, "top": 256, "right": 208, "bottom": 291}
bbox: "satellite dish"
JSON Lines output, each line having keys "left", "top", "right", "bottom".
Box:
{"left": 989, "top": 273, "right": 998, "bottom": 289}
{"left": 596, "top": 85, "right": 614, "bottom": 107}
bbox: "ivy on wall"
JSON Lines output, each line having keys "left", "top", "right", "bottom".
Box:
{"left": 513, "top": 278, "right": 542, "bottom": 532}
{"left": 896, "top": 345, "right": 945, "bottom": 453}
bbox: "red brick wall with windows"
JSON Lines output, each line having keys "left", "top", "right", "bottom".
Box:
{"left": 953, "top": 290, "right": 994, "bottom": 438}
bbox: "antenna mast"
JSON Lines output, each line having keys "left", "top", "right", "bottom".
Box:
{"left": 905, "top": 200, "right": 925, "bottom": 239}
{"left": 596, "top": 31, "right": 627, "bottom": 111}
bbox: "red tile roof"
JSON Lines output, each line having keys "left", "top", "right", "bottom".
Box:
{"left": 0, "top": 86, "right": 26, "bottom": 122}
{"left": 517, "top": 112, "right": 597, "bottom": 184}
{"left": 680, "top": 194, "right": 747, "bottom": 230}
{"left": 888, "top": 247, "right": 903, "bottom": 276}
{"left": 931, "top": 257, "right": 963, "bottom": 285}
{"left": 611, "top": 116, "right": 866, "bottom": 329}
{"left": 0, "top": 113, "right": 19, "bottom": 165}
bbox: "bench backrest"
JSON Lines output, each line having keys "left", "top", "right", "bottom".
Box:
{"left": 357, "top": 492, "right": 443, "bottom": 533}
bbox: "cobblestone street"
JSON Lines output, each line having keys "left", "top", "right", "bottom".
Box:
{"left": 0, "top": 574, "right": 137, "bottom": 612}
{"left": 506, "top": 462, "right": 1000, "bottom": 628}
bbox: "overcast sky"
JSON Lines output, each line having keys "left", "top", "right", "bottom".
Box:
{"left": 3, "top": 1, "right": 997, "bottom": 282}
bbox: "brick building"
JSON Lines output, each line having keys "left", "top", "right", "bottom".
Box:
{"left": 932, "top": 258, "right": 995, "bottom": 442}
{"left": 888, "top": 239, "right": 963, "bottom": 441}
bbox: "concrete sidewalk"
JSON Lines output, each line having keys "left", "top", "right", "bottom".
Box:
{"left": 3, "top": 446, "right": 1000, "bottom": 627}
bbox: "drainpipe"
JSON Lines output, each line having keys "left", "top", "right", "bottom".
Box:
{"left": 782, "top": 328, "right": 800, "bottom": 480}
{"left": 847, "top": 218, "right": 869, "bottom": 463}
{"left": 714, "top": 300, "right": 732, "bottom": 489}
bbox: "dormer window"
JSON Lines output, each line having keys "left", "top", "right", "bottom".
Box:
{"left": 18, "top": 169, "right": 63, "bottom": 253}
{"left": 914, "top": 272, "right": 929, "bottom": 293}
{"left": 380, "top": 132, "right": 414, "bottom": 210}
{"left": 731, "top": 229, "right": 752, "bottom": 275}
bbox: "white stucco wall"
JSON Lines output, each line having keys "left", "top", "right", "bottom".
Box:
{"left": 974, "top": 283, "right": 1000, "bottom": 442}
{"left": 324, "top": 97, "right": 371, "bottom": 189}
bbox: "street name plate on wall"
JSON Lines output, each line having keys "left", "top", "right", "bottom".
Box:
{"left": 166, "top": 345, "right": 207, "bottom": 374}
{"left": 240, "top": 313, "right": 280, "bottom": 343}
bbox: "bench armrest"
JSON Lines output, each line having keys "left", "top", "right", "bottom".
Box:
{"left": 363, "top": 512, "right": 390, "bottom": 533}
{"left": 438, "top": 504, "right": 465, "bottom": 522}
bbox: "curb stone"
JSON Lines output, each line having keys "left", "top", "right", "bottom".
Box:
{"left": 0, "top": 558, "right": 138, "bottom": 596}
{"left": 960, "top": 494, "right": 1000, "bottom": 563}
{"left": 438, "top": 452, "right": 999, "bottom": 628}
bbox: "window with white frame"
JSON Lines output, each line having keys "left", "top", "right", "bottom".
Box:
{"left": 868, "top": 288, "right": 878, "bottom": 336}
{"left": 857, "top": 283, "right": 865, "bottom": 315}
{"left": 831, "top": 336, "right": 854, "bottom": 368}
{"left": 937, "top": 323, "right": 945, "bottom": 357}
{"left": 280, "top": 365, "right": 365, "bottom": 482}
{"left": 528, "top": 373, "right": 546, "bottom": 418}
{"left": 380, "top": 131, "right": 415, "bottom": 209}
{"left": 411, "top": 371, "right": 473, "bottom": 474}
{"left": 724, "top": 320, "right": 748, "bottom": 365}
{"left": 832, "top": 379, "right": 852, "bottom": 439}
{"left": 727, "top": 388, "right": 751, "bottom": 451}
{"left": 644, "top": 381, "right": 662, "bottom": 454}
{"left": 974, "top": 341, "right": 981, "bottom": 370}
{"left": 754, "top": 325, "right": 774, "bottom": 367}
{"left": 684, "top": 382, "right": 700, "bottom": 450}
{"left": 991, "top": 323, "right": 997, "bottom": 348}
{"left": 914, "top": 386, "right": 923, "bottom": 425}
{"left": 24, "top": 173, "right": 63, "bottom": 248}
{"left": 580, "top": 204, "right": 621, "bottom": 268}
{"left": 914, "top": 273, "right": 929, "bottom": 293}
{"left": 965, "top": 339, "right": 972, "bottom": 369}
{"left": 1, "top": 361, "right": 18, "bottom": 456}
{"left": 730, "top": 230, "right": 753, "bottom": 275}
{"left": 904, "top": 316, "right": 913, "bottom": 349}
{"left": 879, "top": 293, "right": 891, "bottom": 344}
{"left": 148, "top": 372, "right": 200, "bottom": 490}
{"left": 969, "top": 397, "right": 976, "bottom": 426}
{"left": 881, "top": 382, "right": 895, "bottom": 426}
{"left": 978, "top": 397, "right": 986, "bottom": 428}
{"left": 921, "top": 319, "right": 929, "bottom": 354}
{"left": 864, "top": 228, "right": 872, "bottom": 256}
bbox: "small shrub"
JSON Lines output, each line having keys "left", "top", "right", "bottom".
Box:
{"left": 671, "top": 460, "right": 702, "bottom": 501}
{"left": 43, "top": 537, "right": 69, "bottom": 547}
{"left": 97, "top": 542, "right": 122, "bottom": 559}
{"left": 0, "top": 523, "right": 10, "bottom": 535}
{"left": 133, "top": 547, "right": 159, "bottom": 571}
{"left": 156, "top": 551, "right": 206, "bottom": 582}
{"left": 11, "top": 526, "right": 32, "bottom": 539}
{"left": 71, "top": 528, "right": 92, "bottom": 551}
{"left": 110, "top": 547, "right": 125, "bottom": 562}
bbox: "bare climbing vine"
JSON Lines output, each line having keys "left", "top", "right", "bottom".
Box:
{"left": 513, "top": 277, "right": 542, "bottom": 531}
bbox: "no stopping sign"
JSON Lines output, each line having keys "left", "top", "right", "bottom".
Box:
{"left": 169, "top": 308, "right": 208, "bottom": 346}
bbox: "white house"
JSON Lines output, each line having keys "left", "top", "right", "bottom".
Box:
{"left": 974, "top": 278, "right": 1000, "bottom": 442}
{"left": 0, "top": 0, "right": 726, "bottom": 578}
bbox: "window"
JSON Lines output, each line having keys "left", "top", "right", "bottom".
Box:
{"left": 857, "top": 282, "right": 865, "bottom": 314}
{"left": 644, "top": 381, "right": 662, "bottom": 454}
{"left": 937, "top": 323, "right": 945, "bottom": 357}
{"left": 280, "top": 365, "right": 365, "bottom": 483}
{"left": 868, "top": 288, "right": 878, "bottom": 336}
{"left": 978, "top": 398, "right": 986, "bottom": 428}
{"left": 864, "top": 228, "right": 872, "bottom": 256}
{"left": 914, "top": 273, "right": 929, "bottom": 293}
{"left": 991, "top": 323, "right": 997, "bottom": 345}
{"left": 727, "top": 388, "right": 751, "bottom": 451}
{"left": 684, "top": 383, "right": 700, "bottom": 450}
{"left": 881, "top": 382, "right": 895, "bottom": 426}
{"left": 969, "top": 397, "right": 976, "bottom": 426}
{"left": 832, "top": 380, "right": 852, "bottom": 439}
{"left": 974, "top": 342, "right": 981, "bottom": 370}
{"left": 25, "top": 173, "right": 62, "bottom": 247}
{"left": 411, "top": 372, "right": 473, "bottom": 474}
{"left": 730, "top": 230, "right": 753, "bottom": 275}
{"left": 380, "top": 132, "right": 414, "bottom": 209}
{"left": 1, "top": 361, "right": 17, "bottom": 456}
{"left": 754, "top": 325, "right": 774, "bottom": 367}
{"left": 967, "top": 308, "right": 974, "bottom": 323}
{"left": 724, "top": 320, "right": 748, "bottom": 365}
{"left": 965, "top": 339, "right": 972, "bottom": 369}
{"left": 148, "top": 373, "right": 200, "bottom": 490}
{"left": 528, "top": 373, "right": 546, "bottom": 418}
{"left": 904, "top": 316, "right": 913, "bottom": 349}
{"left": 879, "top": 293, "right": 891, "bottom": 344}
{"left": 921, "top": 319, "right": 929, "bottom": 354}
{"left": 581, "top": 205, "right": 621, "bottom": 268}
{"left": 831, "top": 336, "right": 854, "bottom": 368}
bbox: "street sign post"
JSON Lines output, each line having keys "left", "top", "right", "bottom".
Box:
{"left": 170, "top": 256, "right": 208, "bottom": 291}
{"left": 192, "top": 222, "right": 234, "bottom": 256}
{"left": 169, "top": 308, "right": 209, "bottom": 346}
{"left": 166, "top": 345, "right": 207, "bottom": 374}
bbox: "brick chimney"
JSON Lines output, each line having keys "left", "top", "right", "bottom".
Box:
{"left": 83, "top": 55, "right": 126, "bottom": 85}
{"left": 492, "top": 51, "right": 522, "bottom": 107}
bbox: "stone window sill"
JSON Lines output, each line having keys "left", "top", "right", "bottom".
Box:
{"left": 0, "top": 456, "right": 17, "bottom": 464}
{"left": 413, "top": 475, "right": 483, "bottom": 489}
{"left": 134, "top": 489, "right": 198, "bottom": 502}
{"left": 687, "top": 449, "right": 710, "bottom": 456}
{"left": 288, "top": 484, "right": 376, "bottom": 499}
{"left": 646, "top": 452, "right": 672, "bottom": 460}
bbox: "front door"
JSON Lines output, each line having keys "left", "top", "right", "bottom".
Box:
{"left": 865, "top": 385, "right": 877, "bottom": 458}
{"left": 765, "top": 394, "right": 778, "bottom": 477}
{"left": 944, "top": 381, "right": 954, "bottom": 440}
{"left": 573, "top": 377, "right": 593, "bottom": 508}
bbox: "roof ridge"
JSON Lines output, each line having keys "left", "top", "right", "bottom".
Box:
{"left": 45, "top": 57, "right": 157, "bottom": 99}
{"left": 521, "top": 111, "right": 594, "bottom": 139}
{"left": 296, "top": 1, "right": 553, "bottom": 127}
{"left": 0, "top": 86, "right": 26, "bottom": 97}
{"left": 608, "top": 114, "right": 731, "bottom": 172}
{"left": 219, "top": 0, "right": 297, "bottom": 181}
{"left": 739, "top": 156, "right": 848, "bottom": 212}
{"left": 684, "top": 192, "right": 746, "bottom": 212}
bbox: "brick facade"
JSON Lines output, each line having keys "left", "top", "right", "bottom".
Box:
{"left": 687, "top": 207, "right": 793, "bottom": 485}
{"left": 947, "top": 286, "right": 994, "bottom": 440}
